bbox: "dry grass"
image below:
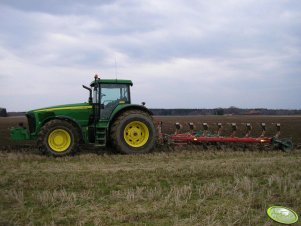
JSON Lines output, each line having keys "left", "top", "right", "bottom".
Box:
{"left": 1, "top": 115, "right": 301, "bottom": 225}
{"left": 0, "top": 149, "right": 301, "bottom": 225}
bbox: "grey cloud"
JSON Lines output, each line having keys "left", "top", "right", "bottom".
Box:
{"left": 0, "top": 0, "right": 115, "bottom": 14}
{"left": 0, "top": 0, "right": 300, "bottom": 110}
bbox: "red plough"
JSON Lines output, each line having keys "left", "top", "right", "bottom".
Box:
{"left": 157, "top": 122, "right": 293, "bottom": 151}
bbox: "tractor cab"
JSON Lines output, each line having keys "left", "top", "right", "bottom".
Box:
{"left": 99, "top": 83, "right": 130, "bottom": 120}
{"left": 84, "top": 75, "right": 133, "bottom": 120}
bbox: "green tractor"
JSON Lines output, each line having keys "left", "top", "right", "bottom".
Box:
{"left": 10, "top": 75, "right": 157, "bottom": 156}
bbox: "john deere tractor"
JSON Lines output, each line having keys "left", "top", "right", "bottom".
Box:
{"left": 10, "top": 75, "right": 157, "bottom": 156}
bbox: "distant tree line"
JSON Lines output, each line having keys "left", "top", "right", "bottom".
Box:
{"left": 150, "top": 107, "right": 301, "bottom": 116}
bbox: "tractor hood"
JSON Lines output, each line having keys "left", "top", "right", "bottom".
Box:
{"left": 29, "top": 103, "right": 92, "bottom": 113}
{"left": 25, "top": 103, "right": 93, "bottom": 136}
{"left": 11, "top": 103, "right": 93, "bottom": 141}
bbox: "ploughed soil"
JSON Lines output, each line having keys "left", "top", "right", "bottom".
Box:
{"left": 0, "top": 115, "right": 300, "bottom": 151}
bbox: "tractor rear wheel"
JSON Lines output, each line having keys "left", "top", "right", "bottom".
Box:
{"left": 110, "top": 110, "right": 156, "bottom": 154}
{"left": 37, "top": 119, "right": 80, "bottom": 156}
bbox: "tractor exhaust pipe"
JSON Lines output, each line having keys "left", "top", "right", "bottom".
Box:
{"left": 82, "top": 85, "right": 92, "bottom": 104}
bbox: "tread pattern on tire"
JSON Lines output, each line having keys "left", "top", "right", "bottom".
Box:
{"left": 37, "top": 119, "right": 80, "bottom": 156}
{"left": 110, "top": 110, "right": 156, "bottom": 154}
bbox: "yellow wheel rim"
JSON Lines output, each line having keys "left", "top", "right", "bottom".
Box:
{"left": 48, "top": 129, "right": 71, "bottom": 152}
{"left": 124, "top": 121, "right": 149, "bottom": 148}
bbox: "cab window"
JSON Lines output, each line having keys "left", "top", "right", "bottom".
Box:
{"left": 100, "top": 84, "right": 130, "bottom": 119}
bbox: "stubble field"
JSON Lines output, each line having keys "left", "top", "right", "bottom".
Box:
{"left": 0, "top": 115, "right": 301, "bottom": 225}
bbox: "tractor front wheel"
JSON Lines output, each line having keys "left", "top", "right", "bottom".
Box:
{"left": 37, "top": 119, "right": 80, "bottom": 156}
{"left": 110, "top": 110, "right": 156, "bottom": 154}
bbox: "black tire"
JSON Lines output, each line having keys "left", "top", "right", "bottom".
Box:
{"left": 110, "top": 110, "right": 156, "bottom": 154}
{"left": 37, "top": 119, "right": 80, "bottom": 156}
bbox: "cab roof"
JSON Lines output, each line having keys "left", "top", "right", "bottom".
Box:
{"left": 90, "top": 79, "right": 133, "bottom": 87}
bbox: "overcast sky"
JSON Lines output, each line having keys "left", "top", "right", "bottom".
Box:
{"left": 0, "top": 0, "right": 300, "bottom": 111}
